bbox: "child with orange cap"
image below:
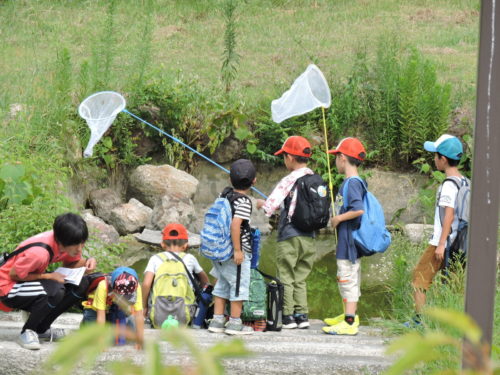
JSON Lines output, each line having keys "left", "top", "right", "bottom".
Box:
{"left": 256, "top": 136, "right": 317, "bottom": 329}
{"left": 322, "top": 137, "right": 366, "bottom": 336}
{"left": 141, "top": 223, "right": 209, "bottom": 324}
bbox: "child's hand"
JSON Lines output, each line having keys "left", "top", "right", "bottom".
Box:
{"left": 256, "top": 199, "right": 266, "bottom": 209}
{"left": 233, "top": 250, "right": 244, "bottom": 265}
{"left": 49, "top": 272, "right": 67, "bottom": 284}
{"left": 435, "top": 245, "right": 445, "bottom": 262}
{"left": 330, "top": 216, "right": 341, "bottom": 229}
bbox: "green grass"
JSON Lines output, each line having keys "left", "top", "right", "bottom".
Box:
{"left": 0, "top": 0, "right": 480, "bottom": 108}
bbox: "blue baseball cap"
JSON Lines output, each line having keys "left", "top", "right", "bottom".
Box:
{"left": 424, "top": 134, "right": 463, "bottom": 160}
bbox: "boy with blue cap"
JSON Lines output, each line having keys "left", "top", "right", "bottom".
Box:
{"left": 406, "top": 134, "right": 468, "bottom": 326}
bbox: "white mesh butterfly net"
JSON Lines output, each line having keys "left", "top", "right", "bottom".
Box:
{"left": 78, "top": 91, "right": 126, "bottom": 157}
{"left": 271, "top": 64, "right": 331, "bottom": 123}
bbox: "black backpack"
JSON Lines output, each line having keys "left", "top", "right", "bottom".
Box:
{"left": 256, "top": 269, "right": 284, "bottom": 332}
{"left": 290, "top": 174, "right": 331, "bottom": 232}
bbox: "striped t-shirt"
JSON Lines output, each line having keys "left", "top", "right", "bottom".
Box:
{"left": 231, "top": 195, "right": 252, "bottom": 253}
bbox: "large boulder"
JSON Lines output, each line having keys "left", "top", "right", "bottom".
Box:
{"left": 148, "top": 195, "right": 196, "bottom": 231}
{"left": 128, "top": 164, "right": 199, "bottom": 208}
{"left": 81, "top": 211, "right": 120, "bottom": 245}
{"left": 88, "top": 188, "right": 122, "bottom": 223}
{"left": 404, "top": 223, "right": 434, "bottom": 243}
{"left": 108, "top": 198, "right": 153, "bottom": 235}
{"left": 365, "top": 170, "right": 427, "bottom": 224}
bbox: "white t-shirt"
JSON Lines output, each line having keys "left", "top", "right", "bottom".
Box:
{"left": 144, "top": 252, "right": 204, "bottom": 287}
{"left": 429, "top": 178, "right": 464, "bottom": 246}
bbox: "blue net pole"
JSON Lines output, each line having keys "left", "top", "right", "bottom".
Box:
{"left": 122, "top": 109, "right": 267, "bottom": 199}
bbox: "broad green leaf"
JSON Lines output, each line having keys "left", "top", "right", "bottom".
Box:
{"left": 234, "top": 126, "right": 251, "bottom": 141}
{"left": 102, "top": 136, "right": 113, "bottom": 149}
{"left": 246, "top": 143, "right": 257, "bottom": 154}
{"left": 421, "top": 163, "right": 430, "bottom": 173}
{"left": 426, "top": 308, "right": 482, "bottom": 344}
{"left": 0, "top": 163, "right": 25, "bottom": 181}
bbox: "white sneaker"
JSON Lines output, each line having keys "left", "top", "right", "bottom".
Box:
{"left": 19, "top": 329, "right": 41, "bottom": 350}
{"left": 38, "top": 328, "right": 66, "bottom": 342}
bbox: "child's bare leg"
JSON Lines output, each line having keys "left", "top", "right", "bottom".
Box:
{"left": 230, "top": 300, "right": 243, "bottom": 319}
{"left": 213, "top": 296, "right": 227, "bottom": 316}
{"left": 414, "top": 289, "right": 426, "bottom": 314}
{"left": 345, "top": 301, "right": 357, "bottom": 316}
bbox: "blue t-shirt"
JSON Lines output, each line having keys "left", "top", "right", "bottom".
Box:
{"left": 334, "top": 177, "right": 365, "bottom": 263}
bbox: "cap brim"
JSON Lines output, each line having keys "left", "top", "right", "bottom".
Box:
{"left": 424, "top": 141, "right": 437, "bottom": 152}
{"left": 274, "top": 149, "right": 284, "bottom": 156}
{"left": 327, "top": 149, "right": 340, "bottom": 154}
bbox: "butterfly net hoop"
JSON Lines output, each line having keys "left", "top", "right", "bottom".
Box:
{"left": 78, "top": 91, "right": 126, "bottom": 157}
{"left": 271, "top": 64, "right": 331, "bottom": 123}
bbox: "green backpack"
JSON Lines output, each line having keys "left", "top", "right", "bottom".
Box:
{"left": 241, "top": 268, "right": 267, "bottom": 321}
{"left": 149, "top": 252, "right": 196, "bottom": 328}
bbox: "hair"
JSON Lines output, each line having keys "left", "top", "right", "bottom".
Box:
{"left": 231, "top": 177, "right": 253, "bottom": 190}
{"left": 345, "top": 154, "right": 364, "bottom": 167}
{"left": 437, "top": 152, "right": 460, "bottom": 167}
{"left": 163, "top": 239, "right": 188, "bottom": 247}
{"left": 53, "top": 213, "right": 88, "bottom": 246}
{"left": 284, "top": 152, "right": 310, "bottom": 164}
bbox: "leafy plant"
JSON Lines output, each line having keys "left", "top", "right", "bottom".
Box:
{"left": 221, "top": 0, "right": 240, "bottom": 93}
{"left": 386, "top": 308, "right": 497, "bottom": 375}
{"left": 43, "top": 323, "right": 251, "bottom": 375}
{"left": 0, "top": 163, "right": 42, "bottom": 210}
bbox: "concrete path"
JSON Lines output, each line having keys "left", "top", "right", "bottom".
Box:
{"left": 0, "top": 312, "right": 393, "bottom": 375}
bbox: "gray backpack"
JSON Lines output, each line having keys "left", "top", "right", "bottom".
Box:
{"left": 439, "top": 176, "right": 471, "bottom": 267}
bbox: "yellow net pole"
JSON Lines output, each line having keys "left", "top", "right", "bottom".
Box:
{"left": 321, "top": 106, "right": 337, "bottom": 244}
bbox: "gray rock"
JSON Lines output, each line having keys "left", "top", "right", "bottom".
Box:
{"left": 248, "top": 196, "right": 271, "bottom": 235}
{"left": 365, "top": 170, "right": 427, "bottom": 224}
{"left": 128, "top": 164, "right": 199, "bottom": 208}
{"left": 0, "top": 312, "right": 392, "bottom": 375}
{"left": 134, "top": 228, "right": 201, "bottom": 248}
{"left": 148, "top": 195, "right": 196, "bottom": 231}
{"left": 212, "top": 137, "right": 242, "bottom": 164}
{"left": 81, "top": 211, "right": 120, "bottom": 245}
{"left": 88, "top": 188, "right": 122, "bottom": 223}
{"left": 109, "top": 199, "right": 153, "bottom": 235}
{"left": 404, "top": 223, "right": 434, "bottom": 243}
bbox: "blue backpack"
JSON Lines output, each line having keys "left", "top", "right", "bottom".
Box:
{"left": 342, "top": 176, "right": 391, "bottom": 256}
{"left": 200, "top": 196, "right": 233, "bottom": 262}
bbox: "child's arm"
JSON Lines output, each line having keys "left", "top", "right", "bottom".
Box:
{"left": 134, "top": 309, "right": 144, "bottom": 349}
{"left": 330, "top": 209, "right": 364, "bottom": 229}
{"left": 96, "top": 309, "right": 106, "bottom": 324}
{"left": 196, "top": 271, "right": 210, "bottom": 287}
{"left": 435, "top": 206, "right": 454, "bottom": 262}
{"left": 231, "top": 217, "right": 244, "bottom": 265}
{"left": 142, "top": 271, "right": 154, "bottom": 318}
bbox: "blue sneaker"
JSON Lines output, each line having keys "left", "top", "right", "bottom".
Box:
{"left": 403, "top": 317, "right": 422, "bottom": 328}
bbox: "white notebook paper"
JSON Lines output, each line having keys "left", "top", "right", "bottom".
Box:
{"left": 54, "top": 267, "right": 86, "bottom": 286}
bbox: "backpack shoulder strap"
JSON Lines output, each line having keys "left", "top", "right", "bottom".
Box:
{"left": 166, "top": 251, "right": 202, "bottom": 298}
{"left": 444, "top": 177, "right": 461, "bottom": 190}
{"left": 341, "top": 176, "right": 366, "bottom": 208}
{"left": 154, "top": 252, "right": 170, "bottom": 267}
{"left": 1, "top": 242, "right": 54, "bottom": 265}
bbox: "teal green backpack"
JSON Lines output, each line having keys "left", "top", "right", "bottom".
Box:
{"left": 241, "top": 269, "right": 267, "bottom": 321}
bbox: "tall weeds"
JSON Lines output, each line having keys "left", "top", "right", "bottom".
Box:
{"left": 221, "top": 0, "right": 240, "bottom": 93}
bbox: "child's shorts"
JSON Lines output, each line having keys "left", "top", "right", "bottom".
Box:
{"left": 337, "top": 259, "right": 361, "bottom": 302}
{"left": 412, "top": 245, "right": 443, "bottom": 290}
{"left": 211, "top": 253, "right": 251, "bottom": 302}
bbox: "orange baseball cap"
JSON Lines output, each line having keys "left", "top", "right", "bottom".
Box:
{"left": 328, "top": 137, "right": 366, "bottom": 160}
{"left": 274, "top": 136, "right": 312, "bottom": 157}
{"left": 162, "top": 223, "right": 188, "bottom": 240}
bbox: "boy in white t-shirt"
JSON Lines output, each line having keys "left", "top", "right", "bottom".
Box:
{"left": 407, "top": 134, "right": 467, "bottom": 326}
{"left": 141, "top": 223, "right": 209, "bottom": 319}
